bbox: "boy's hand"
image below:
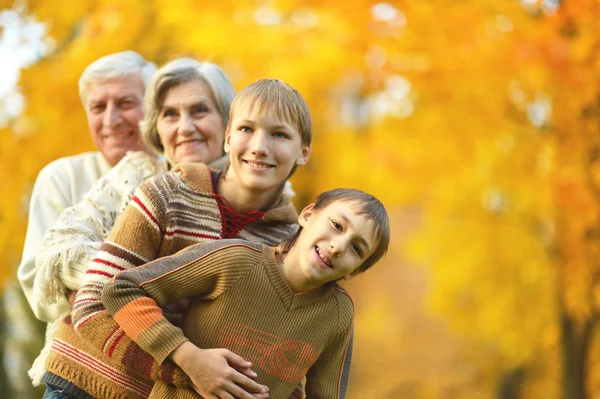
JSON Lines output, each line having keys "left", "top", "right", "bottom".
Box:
{"left": 171, "top": 341, "right": 269, "bottom": 399}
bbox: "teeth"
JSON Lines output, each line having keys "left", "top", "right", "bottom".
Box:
{"left": 247, "top": 161, "right": 271, "bottom": 169}
{"left": 316, "top": 247, "right": 332, "bottom": 267}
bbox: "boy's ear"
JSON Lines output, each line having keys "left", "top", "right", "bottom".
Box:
{"left": 296, "top": 144, "right": 311, "bottom": 166}
{"left": 224, "top": 128, "right": 231, "bottom": 153}
{"left": 298, "top": 203, "right": 315, "bottom": 227}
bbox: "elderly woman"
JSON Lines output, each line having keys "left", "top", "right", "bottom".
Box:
{"left": 33, "top": 57, "right": 235, "bottom": 396}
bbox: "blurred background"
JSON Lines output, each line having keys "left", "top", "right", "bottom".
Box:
{"left": 0, "top": 0, "right": 598, "bottom": 398}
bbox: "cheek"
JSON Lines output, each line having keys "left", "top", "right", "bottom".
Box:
{"left": 157, "top": 124, "right": 176, "bottom": 147}
{"left": 88, "top": 114, "right": 103, "bottom": 133}
{"left": 124, "top": 108, "right": 144, "bottom": 125}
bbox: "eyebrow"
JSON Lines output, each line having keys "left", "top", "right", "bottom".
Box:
{"left": 236, "top": 119, "right": 292, "bottom": 131}
{"left": 340, "top": 213, "right": 372, "bottom": 254}
{"left": 162, "top": 98, "right": 210, "bottom": 108}
{"left": 89, "top": 94, "right": 138, "bottom": 104}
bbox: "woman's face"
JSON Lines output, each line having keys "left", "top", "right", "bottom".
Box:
{"left": 157, "top": 79, "right": 226, "bottom": 165}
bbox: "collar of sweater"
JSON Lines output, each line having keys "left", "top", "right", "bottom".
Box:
{"left": 262, "top": 246, "right": 336, "bottom": 310}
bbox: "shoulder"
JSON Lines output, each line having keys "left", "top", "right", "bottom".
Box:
{"left": 170, "top": 163, "right": 213, "bottom": 193}
{"left": 332, "top": 285, "right": 355, "bottom": 330}
{"left": 36, "top": 152, "right": 107, "bottom": 181}
{"left": 117, "top": 151, "right": 163, "bottom": 172}
{"left": 177, "top": 239, "right": 263, "bottom": 258}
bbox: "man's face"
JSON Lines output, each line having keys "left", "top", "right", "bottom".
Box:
{"left": 85, "top": 73, "right": 147, "bottom": 166}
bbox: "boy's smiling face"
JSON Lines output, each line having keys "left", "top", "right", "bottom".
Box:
{"left": 225, "top": 103, "right": 310, "bottom": 193}
{"left": 283, "top": 200, "right": 379, "bottom": 292}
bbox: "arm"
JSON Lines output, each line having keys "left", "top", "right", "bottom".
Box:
{"left": 305, "top": 321, "right": 354, "bottom": 398}
{"left": 68, "top": 173, "right": 186, "bottom": 385}
{"left": 34, "top": 152, "right": 161, "bottom": 305}
{"left": 18, "top": 163, "right": 74, "bottom": 322}
{"left": 101, "top": 241, "right": 268, "bottom": 397}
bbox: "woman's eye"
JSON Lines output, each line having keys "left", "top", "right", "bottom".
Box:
{"left": 192, "top": 106, "right": 208, "bottom": 115}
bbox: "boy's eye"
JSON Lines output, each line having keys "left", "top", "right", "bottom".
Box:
{"left": 331, "top": 220, "right": 342, "bottom": 232}
{"left": 162, "top": 109, "right": 177, "bottom": 118}
{"left": 240, "top": 126, "right": 252, "bottom": 133}
{"left": 273, "top": 132, "right": 288, "bottom": 139}
{"left": 351, "top": 243, "right": 363, "bottom": 257}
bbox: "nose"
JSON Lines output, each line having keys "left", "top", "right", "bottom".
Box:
{"left": 330, "top": 238, "right": 346, "bottom": 257}
{"left": 249, "top": 130, "right": 269, "bottom": 157}
{"left": 103, "top": 103, "right": 123, "bottom": 128}
{"left": 178, "top": 113, "right": 195, "bottom": 136}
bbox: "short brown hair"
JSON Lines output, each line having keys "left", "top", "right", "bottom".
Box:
{"left": 278, "top": 188, "right": 390, "bottom": 275}
{"left": 227, "top": 79, "right": 312, "bottom": 146}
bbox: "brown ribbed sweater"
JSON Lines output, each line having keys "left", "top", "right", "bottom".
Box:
{"left": 103, "top": 240, "right": 354, "bottom": 399}
{"left": 43, "top": 163, "right": 300, "bottom": 398}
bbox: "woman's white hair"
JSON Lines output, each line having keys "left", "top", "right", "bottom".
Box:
{"left": 140, "top": 57, "right": 236, "bottom": 158}
{"left": 78, "top": 51, "right": 157, "bottom": 105}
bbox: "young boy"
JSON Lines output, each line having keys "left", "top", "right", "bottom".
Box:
{"left": 42, "top": 79, "right": 313, "bottom": 399}
{"left": 102, "top": 188, "right": 390, "bottom": 399}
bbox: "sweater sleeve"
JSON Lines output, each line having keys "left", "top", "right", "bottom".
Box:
{"left": 101, "top": 240, "right": 260, "bottom": 364}
{"left": 304, "top": 298, "right": 354, "bottom": 399}
{"left": 34, "top": 152, "right": 161, "bottom": 304}
{"left": 69, "top": 172, "right": 191, "bottom": 385}
{"left": 17, "top": 161, "right": 78, "bottom": 322}
{"left": 71, "top": 171, "right": 171, "bottom": 330}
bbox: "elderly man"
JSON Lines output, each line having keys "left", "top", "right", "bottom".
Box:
{"left": 14, "top": 52, "right": 156, "bottom": 392}
{"left": 18, "top": 51, "right": 156, "bottom": 322}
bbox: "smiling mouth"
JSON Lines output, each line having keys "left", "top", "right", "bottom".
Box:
{"left": 177, "top": 139, "right": 206, "bottom": 147}
{"left": 103, "top": 130, "right": 135, "bottom": 140}
{"left": 315, "top": 246, "right": 333, "bottom": 268}
{"left": 244, "top": 160, "right": 274, "bottom": 170}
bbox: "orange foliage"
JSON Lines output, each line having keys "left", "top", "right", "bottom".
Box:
{"left": 2, "top": 0, "right": 600, "bottom": 397}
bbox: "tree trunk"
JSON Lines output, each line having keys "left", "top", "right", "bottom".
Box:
{"left": 495, "top": 366, "right": 525, "bottom": 399}
{"left": 560, "top": 309, "right": 594, "bottom": 399}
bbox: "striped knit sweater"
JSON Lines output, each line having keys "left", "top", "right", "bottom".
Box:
{"left": 43, "top": 163, "right": 299, "bottom": 399}
{"left": 103, "top": 240, "right": 354, "bottom": 399}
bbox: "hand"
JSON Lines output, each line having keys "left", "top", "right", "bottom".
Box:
{"left": 67, "top": 289, "right": 77, "bottom": 307}
{"left": 170, "top": 341, "right": 269, "bottom": 399}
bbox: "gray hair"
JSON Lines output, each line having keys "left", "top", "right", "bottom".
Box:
{"left": 140, "top": 57, "right": 236, "bottom": 157}
{"left": 78, "top": 51, "right": 157, "bottom": 105}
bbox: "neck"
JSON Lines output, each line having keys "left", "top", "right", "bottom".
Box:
{"left": 278, "top": 248, "right": 318, "bottom": 293}
{"left": 217, "top": 168, "right": 283, "bottom": 214}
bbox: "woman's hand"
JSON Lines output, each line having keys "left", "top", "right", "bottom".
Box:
{"left": 170, "top": 341, "right": 269, "bottom": 399}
